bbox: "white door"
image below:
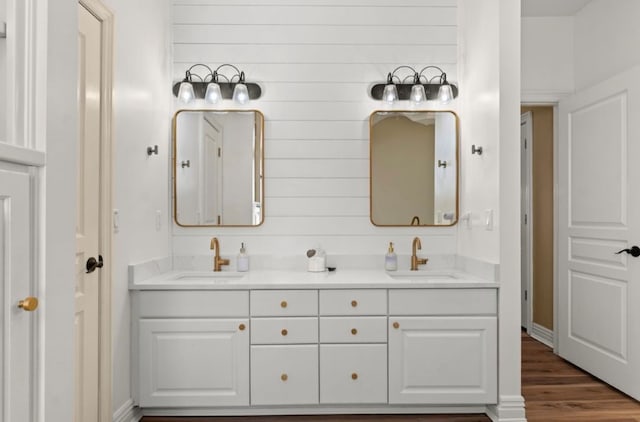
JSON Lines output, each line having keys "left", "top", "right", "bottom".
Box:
{"left": 558, "top": 65, "right": 640, "bottom": 399}
{"left": 201, "top": 115, "right": 222, "bottom": 225}
{"left": 75, "top": 4, "right": 102, "bottom": 421}
{"left": 0, "top": 168, "right": 36, "bottom": 422}
{"left": 521, "top": 112, "right": 533, "bottom": 330}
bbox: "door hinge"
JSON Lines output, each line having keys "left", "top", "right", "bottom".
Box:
{"left": 524, "top": 290, "right": 528, "bottom": 301}
{"left": 217, "top": 147, "right": 221, "bottom": 157}
{"left": 524, "top": 214, "right": 528, "bottom": 224}
{"left": 525, "top": 138, "right": 527, "bottom": 149}
{"left": 217, "top": 215, "right": 221, "bottom": 225}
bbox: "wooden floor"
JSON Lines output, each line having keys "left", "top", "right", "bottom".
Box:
{"left": 143, "top": 332, "right": 640, "bottom": 422}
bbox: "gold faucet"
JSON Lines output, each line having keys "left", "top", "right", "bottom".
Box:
{"left": 210, "top": 237, "right": 230, "bottom": 271}
{"left": 411, "top": 237, "right": 428, "bottom": 271}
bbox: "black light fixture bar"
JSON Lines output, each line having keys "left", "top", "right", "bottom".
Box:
{"left": 171, "top": 81, "right": 262, "bottom": 100}
{"left": 370, "top": 83, "right": 458, "bottom": 101}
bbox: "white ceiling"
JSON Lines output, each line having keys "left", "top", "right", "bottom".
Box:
{"left": 521, "top": 0, "right": 591, "bottom": 17}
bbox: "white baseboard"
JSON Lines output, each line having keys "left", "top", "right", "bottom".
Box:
{"left": 113, "top": 399, "right": 142, "bottom": 422}
{"left": 486, "top": 395, "right": 526, "bottom": 422}
{"left": 531, "top": 323, "right": 554, "bottom": 348}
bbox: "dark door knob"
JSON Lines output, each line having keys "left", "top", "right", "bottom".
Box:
{"left": 615, "top": 246, "right": 640, "bottom": 258}
{"left": 86, "top": 255, "right": 104, "bottom": 273}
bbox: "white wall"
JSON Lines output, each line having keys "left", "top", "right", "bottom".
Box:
{"left": 574, "top": 0, "right": 640, "bottom": 90}
{"left": 99, "top": 0, "right": 172, "bottom": 414}
{"left": 171, "top": 0, "right": 460, "bottom": 260}
{"left": 43, "top": 0, "right": 77, "bottom": 420}
{"left": 457, "top": 0, "right": 500, "bottom": 263}
{"left": 521, "top": 17, "right": 574, "bottom": 97}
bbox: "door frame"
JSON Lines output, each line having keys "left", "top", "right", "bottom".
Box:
{"left": 78, "top": 0, "right": 114, "bottom": 420}
{"left": 520, "top": 111, "right": 533, "bottom": 334}
{"left": 521, "top": 97, "right": 561, "bottom": 351}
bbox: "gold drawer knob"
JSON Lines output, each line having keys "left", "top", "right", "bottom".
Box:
{"left": 239, "top": 324, "right": 246, "bottom": 331}
{"left": 393, "top": 322, "right": 400, "bottom": 329}
{"left": 18, "top": 297, "right": 38, "bottom": 312}
{"left": 281, "top": 329, "right": 288, "bottom": 336}
{"left": 351, "top": 328, "right": 358, "bottom": 335}
{"left": 281, "top": 373, "right": 288, "bottom": 382}
{"left": 280, "top": 300, "right": 288, "bottom": 308}
{"left": 351, "top": 372, "right": 358, "bottom": 380}
{"left": 351, "top": 300, "right": 358, "bottom": 307}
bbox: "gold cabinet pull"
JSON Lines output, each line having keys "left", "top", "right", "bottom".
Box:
{"left": 280, "top": 300, "right": 288, "bottom": 308}
{"left": 393, "top": 322, "right": 400, "bottom": 329}
{"left": 351, "top": 328, "right": 358, "bottom": 335}
{"left": 238, "top": 323, "right": 246, "bottom": 331}
{"left": 351, "top": 372, "right": 358, "bottom": 380}
{"left": 18, "top": 297, "right": 38, "bottom": 312}
{"left": 281, "top": 373, "right": 288, "bottom": 381}
{"left": 351, "top": 300, "right": 358, "bottom": 307}
{"left": 281, "top": 329, "right": 288, "bottom": 336}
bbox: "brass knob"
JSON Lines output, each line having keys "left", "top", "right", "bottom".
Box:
{"left": 281, "top": 373, "right": 288, "bottom": 381}
{"left": 239, "top": 324, "right": 246, "bottom": 331}
{"left": 351, "top": 328, "right": 358, "bottom": 335}
{"left": 18, "top": 297, "right": 38, "bottom": 312}
{"left": 280, "top": 300, "right": 288, "bottom": 308}
{"left": 351, "top": 373, "right": 358, "bottom": 380}
{"left": 281, "top": 329, "right": 288, "bottom": 336}
{"left": 393, "top": 322, "right": 400, "bottom": 329}
{"left": 351, "top": 300, "right": 358, "bottom": 307}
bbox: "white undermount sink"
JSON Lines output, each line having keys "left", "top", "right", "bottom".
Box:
{"left": 173, "top": 272, "right": 247, "bottom": 283}
{"left": 387, "top": 271, "right": 462, "bottom": 282}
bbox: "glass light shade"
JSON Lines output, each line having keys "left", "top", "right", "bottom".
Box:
{"left": 382, "top": 84, "right": 398, "bottom": 103}
{"left": 438, "top": 83, "right": 454, "bottom": 104}
{"left": 410, "top": 84, "right": 426, "bottom": 104}
{"left": 232, "top": 83, "right": 249, "bottom": 104}
{"left": 177, "top": 81, "right": 195, "bottom": 103}
{"left": 204, "top": 82, "right": 222, "bottom": 104}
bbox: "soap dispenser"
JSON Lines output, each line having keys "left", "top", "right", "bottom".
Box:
{"left": 385, "top": 242, "right": 397, "bottom": 271}
{"left": 237, "top": 243, "right": 249, "bottom": 272}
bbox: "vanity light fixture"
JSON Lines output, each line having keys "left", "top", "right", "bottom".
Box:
{"left": 371, "top": 65, "right": 458, "bottom": 105}
{"left": 173, "top": 63, "right": 262, "bottom": 104}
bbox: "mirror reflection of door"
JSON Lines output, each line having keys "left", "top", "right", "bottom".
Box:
{"left": 201, "top": 115, "right": 222, "bottom": 225}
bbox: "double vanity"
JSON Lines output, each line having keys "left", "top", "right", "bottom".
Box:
{"left": 130, "top": 266, "right": 498, "bottom": 416}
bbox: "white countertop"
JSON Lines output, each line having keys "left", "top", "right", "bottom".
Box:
{"left": 129, "top": 269, "right": 498, "bottom": 290}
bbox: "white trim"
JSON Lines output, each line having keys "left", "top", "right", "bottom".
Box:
{"left": 485, "top": 395, "right": 526, "bottom": 422}
{"left": 77, "top": 1, "right": 115, "bottom": 421}
{"left": 520, "top": 111, "right": 533, "bottom": 334}
{"left": 531, "top": 322, "right": 554, "bottom": 348}
{"left": 521, "top": 90, "right": 572, "bottom": 104}
{"left": 113, "top": 399, "right": 142, "bottom": 422}
{"left": 0, "top": 143, "right": 45, "bottom": 167}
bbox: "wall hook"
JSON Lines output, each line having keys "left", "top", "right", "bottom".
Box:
{"left": 471, "top": 145, "right": 483, "bottom": 155}
{"left": 181, "top": 160, "right": 191, "bottom": 168}
{"left": 437, "top": 159, "right": 447, "bottom": 168}
{"left": 147, "top": 145, "right": 158, "bottom": 156}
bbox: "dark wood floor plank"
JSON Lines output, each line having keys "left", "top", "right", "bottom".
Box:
{"left": 143, "top": 332, "right": 640, "bottom": 422}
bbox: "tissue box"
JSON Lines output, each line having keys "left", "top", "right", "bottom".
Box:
{"left": 308, "top": 256, "right": 326, "bottom": 272}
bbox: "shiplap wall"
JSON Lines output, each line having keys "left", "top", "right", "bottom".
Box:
{"left": 171, "top": 0, "right": 459, "bottom": 258}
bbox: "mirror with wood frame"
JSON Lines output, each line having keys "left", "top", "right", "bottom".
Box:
{"left": 173, "top": 110, "right": 264, "bottom": 227}
{"left": 370, "top": 110, "right": 458, "bottom": 226}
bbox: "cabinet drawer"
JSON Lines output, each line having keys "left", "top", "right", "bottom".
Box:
{"left": 251, "top": 290, "right": 318, "bottom": 316}
{"left": 137, "top": 290, "right": 248, "bottom": 318}
{"left": 389, "top": 289, "right": 497, "bottom": 316}
{"left": 319, "top": 317, "right": 387, "bottom": 343}
{"left": 320, "top": 344, "right": 387, "bottom": 404}
{"left": 251, "top": 345, "right": 319, "bottom": 405}
{"left": 319, "top": 289, "right": 387, "bottom": 315}
{"left": 251, "top": 317, "right": 318, "bottom": 344}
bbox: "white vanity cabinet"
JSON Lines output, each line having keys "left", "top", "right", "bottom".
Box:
{"left": 250, "top": 290, "right": 319, "bottom": 405}
{"left": 388, "top": 289, "right": 498, "bottom": 404}
{"left": 134, "top": 291, "right": 250, "bottom": 407}
{"left": 319, "top": 289, "right": 388, "bottom": 404}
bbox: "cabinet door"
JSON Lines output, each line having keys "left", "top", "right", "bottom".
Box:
{"left": 388, "top": 317, "right": 497, "bottom": 404}
{"left": 320, "top": 344, "right": 387, "bottom": 404}
{"left": 138, "top": 318, "right": 249, "bottom": 407}
{"left": 251, "top": 345, "right": 319, "bottom": 405}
